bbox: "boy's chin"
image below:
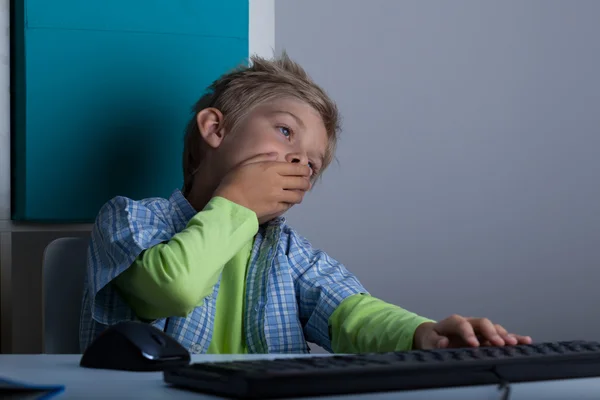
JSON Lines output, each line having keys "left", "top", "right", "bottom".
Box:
{"left": 259, "top": 209, "right": 290, "bottom": 225}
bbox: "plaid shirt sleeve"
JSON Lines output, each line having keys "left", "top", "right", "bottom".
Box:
{"left": 285, "top": 227, "right": 369, "bottom": 352}
{"left": 88, "top": 196, "right": 175, "bottom": 325}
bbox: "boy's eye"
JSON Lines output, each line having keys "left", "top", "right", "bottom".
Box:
{"left": 278, "top": 126, "right": 291, "bottom": 137}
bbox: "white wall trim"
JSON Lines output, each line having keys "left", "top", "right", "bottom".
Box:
{"left": 249, "top": 0, "right": 275, "bottom": 59}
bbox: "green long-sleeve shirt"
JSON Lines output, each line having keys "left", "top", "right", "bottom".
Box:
{"left": 113, "top": 196, "right": 432, "bottom": 354}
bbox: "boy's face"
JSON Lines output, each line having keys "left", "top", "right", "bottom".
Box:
{"left": 214, "top": 97, "right": 328, "bottom": 180}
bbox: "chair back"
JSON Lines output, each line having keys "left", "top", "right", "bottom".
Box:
{"left": 42, "top": 237, "right": 88, "bottom": 354}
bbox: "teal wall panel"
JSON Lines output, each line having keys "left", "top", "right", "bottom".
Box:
{"left": 12, "top": 0, "right": 249, "bottom": 222}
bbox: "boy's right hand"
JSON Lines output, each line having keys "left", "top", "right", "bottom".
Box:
{"left": 214, "top": 153, "right": 312, "bottom": 224}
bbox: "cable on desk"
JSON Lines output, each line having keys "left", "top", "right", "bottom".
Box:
{"left": 491, "top": 367, "right": 511, "bottom": 400}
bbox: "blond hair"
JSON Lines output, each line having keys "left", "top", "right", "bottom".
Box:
{"left": 182, "top": 52, "right": 339, "bottom": 195}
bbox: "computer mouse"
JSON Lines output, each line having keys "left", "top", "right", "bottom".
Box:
{"left": 80, "top": 321, "right": 191, "bottom": 371}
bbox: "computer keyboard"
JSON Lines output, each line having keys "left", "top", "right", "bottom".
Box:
{"left": 163, "top": 340, "right": 600, "bottom": 399}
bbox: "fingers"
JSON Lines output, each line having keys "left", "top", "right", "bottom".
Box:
{"left": 274, "top": 162, "right": 312, "bottom": 177}
{"left": 424, "top": 332, "right": 450, "bottom": 350}
{"left": 281, "top": 176, "right": 311, "bottom": 191}
{"left": 274, "top": 176, "right": 311, "bottom": 210}
{"left": 239, "top": 155, "right": 311, "bottom": 177}
{"left": 419, "top": 333, "right": 449, "bottom": 350}
{"left": 510, "top": 334, "right": 533, "bottom": 345}
{"left": 436, "top": 316, "right": 532, "bottom": 348}
{"left": 434, "top": 315, "right": 479, "bottom": 347}
{"left": 468, "top": 318, "right": 505, "bottom": 346}
{"left": 492, "top": 323, "right": 518, "bottom": 346}
{"left": 481, "top": 334, "right": 532, "bottom": 347}
{"left": 239, "top": 152, "right": 279, "bottom": 167}
{"left": 259, "top": 196, "right": 300, "bottom": 223}
{"left": 469, "top": 320, "right": 531, "bottom": 346}
{"left": 278, "top": 189, "right": 306, "bottom": 205}
{"left": 436, "top": 336, "right": 450, "bottom": 349}
{"left": 260, "top": 192, "right": 304, "bottom": 224}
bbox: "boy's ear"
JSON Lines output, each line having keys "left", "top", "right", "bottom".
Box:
{"left": 196, "top": 108, "right": 226, "bottom": 149}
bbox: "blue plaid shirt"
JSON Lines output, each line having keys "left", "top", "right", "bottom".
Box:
{"left": 79, "top": 189, "right": 367, "bottom": 354}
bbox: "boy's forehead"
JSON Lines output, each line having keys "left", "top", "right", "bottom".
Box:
{"left": 255, "top": 97, "right": 319, "bottom": 119}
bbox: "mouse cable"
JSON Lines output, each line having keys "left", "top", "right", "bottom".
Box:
{"left": 491, "top": 367, "right": 512, "bottom": 400}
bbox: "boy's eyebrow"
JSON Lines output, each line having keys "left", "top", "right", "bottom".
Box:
{"left": 271, "top": 110, "right": 305, "bottom": 129}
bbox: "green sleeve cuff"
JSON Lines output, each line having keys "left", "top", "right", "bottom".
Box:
{"left": 114, "top": 196, "right": 258, "bottom": 320}
{"left": 207, "top": 196, "right": 258, "bottom": 232}
{"left": 329, "top": 293, "right": 435, "bottom": 353}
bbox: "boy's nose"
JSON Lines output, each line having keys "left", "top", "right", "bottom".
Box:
{"left": 285, "top": 152, "right": 309, "bottom": 165}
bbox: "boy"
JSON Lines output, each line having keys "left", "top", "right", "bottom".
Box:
{"left": 80, "top": 53, "right": 531, "bottom": 354}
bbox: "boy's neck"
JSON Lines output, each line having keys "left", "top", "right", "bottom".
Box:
{"left": 184, "top": 166, "right": 221, "bottom": 212}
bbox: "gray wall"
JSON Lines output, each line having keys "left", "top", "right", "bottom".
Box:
{"left": 277, "top": 0, "right": 600, "bottom": 344}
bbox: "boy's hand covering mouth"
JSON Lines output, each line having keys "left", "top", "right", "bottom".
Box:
{"left": 214, "top": 153, "right": 312, "bottom": 224}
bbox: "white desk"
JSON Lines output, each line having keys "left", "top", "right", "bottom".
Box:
{"left": 1, "top": 354, "right": 600, "bottom": 399}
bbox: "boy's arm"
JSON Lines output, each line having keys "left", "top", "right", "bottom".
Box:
{"left": 287, "top": 228, "right": 433, "bottom": 353}
{"left": 113, "top": 196, "right": 258, "bottom": 320}
{"left": 328, "top": 294, "right": 435, "bottom": 353}
{"left": 287, "top": 230, "right": 369, "bottom": 352}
